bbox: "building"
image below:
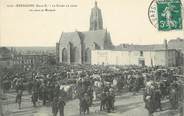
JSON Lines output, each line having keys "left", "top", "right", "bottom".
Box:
{"left": 11, "top": 47, "right": 56, "bottom": 55}
{"left": 10, "top": 47, "right": 56, "bottom": 70}
{"left": 12, "top": 54, "right": 49, "bottom": 67}
{"left": 168, "top": 38, "right": 184, "bottom": 53}
{"left": 91, "top": 49, "right": 183, "bottom": 67}
{"left": 0, "top": 47, "right": 12, "bottom": 68}
{"left": 92, "top": 40, "right": 184, "bottom": 67}
{"left": 57, "top": 2, "right": 113, "bottom": 64}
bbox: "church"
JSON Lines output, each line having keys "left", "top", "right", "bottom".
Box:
{"left": 57, "top": 1, "right": 113, "bottom": 64}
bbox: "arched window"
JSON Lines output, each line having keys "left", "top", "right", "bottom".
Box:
{"left": 85, "top": 48, "right": 91, "bottom": 64}
{"left": 62, "top": 48, "right": 67, "bottom": 63}
{"left": 69, "top": 42, "right": 76, "bottom": 63}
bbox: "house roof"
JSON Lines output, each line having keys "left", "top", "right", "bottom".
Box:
{"left": 114, "top": 44, "right": 165, "bottom": 51}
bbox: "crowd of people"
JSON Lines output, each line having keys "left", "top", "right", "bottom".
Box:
{"left": 143, "top": 70, "right": 184, "bottom": 116}
{"left": 0, "top": 64, "right": 184, "bottom": 116}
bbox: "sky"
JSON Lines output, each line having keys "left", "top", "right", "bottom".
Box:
{"left": 0, "top": 0, "right": 184, "bottom": 46}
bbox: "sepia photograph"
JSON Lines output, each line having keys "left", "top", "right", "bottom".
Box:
{"left": 0, "top": 0, "right": 184, "bottom": 116}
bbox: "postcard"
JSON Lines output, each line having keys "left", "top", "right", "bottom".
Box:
{"left": 0, "top": 0, "right": 184, "bottom": 116}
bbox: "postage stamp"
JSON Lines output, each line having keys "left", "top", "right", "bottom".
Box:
{"left": 148, "top": 0, "right": 183, "bottom": 31}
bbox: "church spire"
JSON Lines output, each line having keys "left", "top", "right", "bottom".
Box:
{"left": 89, "top": 1, "right": 103, "bottom": 31}
{"left": 95, "top": 1, "right": 97, "bottom": 7}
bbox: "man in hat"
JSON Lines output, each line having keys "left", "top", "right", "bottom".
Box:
{"left": 109, "top": 88, "right": 115, "bottom": 111}
{"left": 79, "top": 93, "right": 90, "bottom": 115}
{"left": 169, "top": 86, "right": 179, "bottom": 109}
{"left": 58, "top": 96, "right": 66, "bottom": 116}
{"left": 40, "top": 82, "right": 47, "bottom": 105}
{"left": 153, "top": 85, "right": 162, "bottom": 111}
{"left": 52, "top": 96, "right": 59, "bottom": 116}
{"left": 105, "top": 91, "right": 112, "bottom": 113}
{"left": 16, "top": 89, "right": 23, "bottom": 109}
{"left": 15, "top": 78, "right": 23, "bottom": 103}
{"left": 100, "top": 91, "right": 106, "bottom": 111}
{"left": 84, "top": 93, "right": 90, "bottom": 114}
{"left": 145, "top": 95, "right": 154, "bottom": 116}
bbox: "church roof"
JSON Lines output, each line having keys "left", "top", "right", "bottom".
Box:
{"left": 79, "top": 30, "right": 109, "bottom": 47}
{"left": 59, "top": 29, "right": 112, "bottom": 49}
{"left": 59, "top": 31, "right": 81, "bottom": 47}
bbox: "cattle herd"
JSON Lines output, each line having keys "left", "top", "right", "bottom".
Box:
{"left": 1, "top": 65, "right": 184, "bottom": 116}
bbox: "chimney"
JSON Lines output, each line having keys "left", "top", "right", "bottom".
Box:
{"left": 164, "top": 39, "right": 168, "bottom": 50}
{"left": 164, "top": 39, "right": 168, "bottom": 66}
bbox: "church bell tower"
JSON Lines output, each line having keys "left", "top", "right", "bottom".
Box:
{"left": 89, "top": 1, "right": 103, "bottom": 31}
